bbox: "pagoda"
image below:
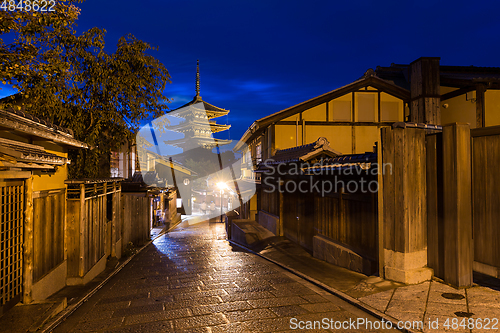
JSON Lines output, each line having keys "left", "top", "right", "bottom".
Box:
{"left": 165, "top": 61, "right": 231, "bottom": 151}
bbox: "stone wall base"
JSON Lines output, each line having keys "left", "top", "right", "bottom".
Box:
{"left": 66, "top": 255, "right": 107, "bottom": 286}
{"left": 31, "top": 261, "right": 67, "bottom": 301}
{"left": 473, "top": 261, "right": 500, "bottom": 279}
{"left": 384, "top": 249, "right": 433, "bottom": 284}
{"left": 313, "top": 235, "right": 376, "bottom": 275}
{"left": 231, "top": 219, "right": 275, "bottom": 247}
{"left": 258, "top": 211, "right": 279, "bottom": 235}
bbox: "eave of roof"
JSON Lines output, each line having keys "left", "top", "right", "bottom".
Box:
{"left": 155, "top": 157, "right": 194, "bottom": 176}
{"left": 65, "top": 178, "right": 124, "bottom": 184}
{"left": 169, "top": 97, "right": 229, "bottom": 117}
{"left": 165, "top": 137, "right": 232, "bottom": 146}
{"left": 376, "top": 63, "right": 500, "bottom": 88}
{"left": 0, "top": 109, "right": 88, "bottom": 149}
{"left": 0, "top": 160, "right": 58, "bottom": 170}
{"left": 0, "top": 137, "right": 67, "bottom": 165}
{"left": 167, "top": 120, "right": 231, "bottom": 132}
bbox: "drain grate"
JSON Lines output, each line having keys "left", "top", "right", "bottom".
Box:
{"left": 455, "top": 311, "right": 474, "bottom": 318}
{"left": 441, "top": 292, "right": 465, "bottom": 300}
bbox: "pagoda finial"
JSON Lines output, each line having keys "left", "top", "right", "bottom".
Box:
{"left": 196, "top": 60, "right": 200, "bottom": 97}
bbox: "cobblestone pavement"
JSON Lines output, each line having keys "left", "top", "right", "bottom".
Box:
{"left": 53, "top": 222, "right": 398, "bottom": 332}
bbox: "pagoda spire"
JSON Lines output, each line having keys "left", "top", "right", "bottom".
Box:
{"left": 195, "top": 60, "right": 200, "bottom": 98}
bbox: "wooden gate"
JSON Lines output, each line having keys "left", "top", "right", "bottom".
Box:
{"left": 0, "top": 180, "right": 23, "bottom": 316}
{"left": 427, "top": 124, "right": 500, "bottom": 286}
{"left": 426, "top": 124, "right": 473, "bottom": 287}
{"left": 471, "top": 126, "right": 500, "bottom": 278}
{"left": 282, "top": 188, "right": 315, "bottom": 252}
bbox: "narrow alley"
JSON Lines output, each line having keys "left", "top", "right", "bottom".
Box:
{"left": 52, "top": 221, "right": 394, "bottom": 332}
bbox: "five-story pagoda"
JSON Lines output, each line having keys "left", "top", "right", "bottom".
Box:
{"left": 165, "top": 61, "right": 231, "bottom": 151}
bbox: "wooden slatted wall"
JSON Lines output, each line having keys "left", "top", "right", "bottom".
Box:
{"left": 282, "top": 184, "right": 377, "bottom": 256}
{"left": 122, "top": 193, "right": 150, "bottom": 247}
{"left": 261, "top": 190, "right": 280, "bottom": 217}
{"left": 67, "top": 181, "right": 121, "bottom": 278}
{"left": 314, "top": 193, "right": 377, "bottom": 258}
{"left": 471, "top": 126, "right": 500, "bottom": 276}
{"left": 32, "top": 189, "right": 65, "bottom": 282}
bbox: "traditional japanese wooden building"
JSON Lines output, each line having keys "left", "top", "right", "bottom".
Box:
{"left": 0, "top": 106, "right": 88, "bottom": 313}
{"left": 235, "top": 57, "right": 500, "bottom": 287}
{"left": 165, "top": 61, "right": 231, "bottom": 151}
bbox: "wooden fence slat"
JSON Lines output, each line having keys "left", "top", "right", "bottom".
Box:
{"left": 427, "top": 134, "right": 441, "bottom": 277}
{"left": 382, "top": 127, "right": 395, "bottom": 251}
{"left": 442, "top": 124, "right": 473, "bottom": 287}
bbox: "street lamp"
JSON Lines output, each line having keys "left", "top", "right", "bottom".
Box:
{"left": 216, "top": 182, "right": 228, "bottom": 223}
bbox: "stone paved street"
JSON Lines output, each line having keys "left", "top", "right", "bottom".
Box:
{"left": 53, "top": 221, "right": 397, "bottom": 332}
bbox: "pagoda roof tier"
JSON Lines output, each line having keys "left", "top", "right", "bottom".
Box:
{"left": 169, "top": 97, "right": 229, "bottom": 120}
{"left": 167, "top": 120, "right": 231, "bottom": 133}
{"left": 164, "top": 137, "right": 232, "bottom": 150}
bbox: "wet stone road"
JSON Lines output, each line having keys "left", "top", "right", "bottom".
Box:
{"left": 54, "top": 222, "right": 393, "bottom": 332}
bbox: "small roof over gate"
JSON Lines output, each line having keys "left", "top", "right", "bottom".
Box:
{"left": 268, "top": 137, "right": 341, "bottom": 164}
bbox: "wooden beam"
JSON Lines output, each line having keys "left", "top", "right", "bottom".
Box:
{"left": 23, "top": 177, "right": 33, "bottom": 304}
{"left": 471, "top": 125, "right": 500, "bottom": 138}
{"left": 440, "top": 86, "right": 475, "bottom": 101}
{"left": 476, "top": 84, "right": 486, "bottom": 128}
{"left": 276, "top": 121, "right": 398, "bottom": 126}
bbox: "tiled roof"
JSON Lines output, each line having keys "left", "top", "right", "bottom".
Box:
{"left": 131, "top": 171, "right": 161, "bottom": 185}
{"left": 271, "top": 143, "right": 317, "bottom": 163}
{"left": 267, "top": 137, "right": 341, "bottom": 164}
{"left": 0, "top": 95, "right": 74, "bottom": 136}
{"left": 0, "top": 138, "right": 67, "bottom": 165}
{"left": 0, "top": 137, "right": 71, "bottom": 170}
{"left": 172, "top": 97, "right": 229, "bottom": 114}
{"left": 376, "top": 63, "right": 500, "bottom": 89}
{"left": 7, "top": 108, "right": 74, "bottom": 136}
{"left": 322, "top": 152, "right": 377, "bottom": 165}
{"left": 302, "top": 152, "right": 377, "bottom": 174}
{"left": 0, "top": 108, "right": 88, "bottom": 148}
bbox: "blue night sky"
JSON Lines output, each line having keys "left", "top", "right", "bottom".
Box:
{"left": 15, "top": 1, "right": 500, "bottom": 145}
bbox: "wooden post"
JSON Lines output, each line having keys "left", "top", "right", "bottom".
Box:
{"left": 278, "top": 190, "right": 284, "bottom": 237}
{"left": 23, "top": 176, "right": 33, "bottom": 304}
{"left": 79, "top": 184, "right": 85, "bottom": 277}
{"left": 410, "top": 57, "right": 441, "bottom": 125}
{"left": 476, "top": 84, "right": 486, "bottom": 128}
{"left": 111, "top": 182, "right": 117, "bottom": 258}
{"left": 377, "top": 140, "right": 385, "bottom": 278}
{"left": 381, "top": 126, "right": 432, "bottom": 284}
{"left": 442, "top": 123, "right": 473, "bottom": 287}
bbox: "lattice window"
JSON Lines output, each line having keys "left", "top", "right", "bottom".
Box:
{"left": 0, "top": 181, "right": 24, "bottom": 308}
